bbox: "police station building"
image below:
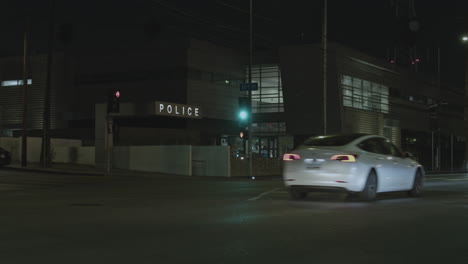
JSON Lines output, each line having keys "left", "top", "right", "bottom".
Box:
{"left": 0, "top": 36, "right": 465, "bottom": 173}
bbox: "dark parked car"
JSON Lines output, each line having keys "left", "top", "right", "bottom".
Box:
{"left": 0, "top": 147, "right": 11, "bottom": 166}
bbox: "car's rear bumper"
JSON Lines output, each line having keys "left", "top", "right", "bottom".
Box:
{"left": 288, "top": 185, "right": 348, "bottom": 193}
{"left": 283, "top": 172, "right": 365, "bottom": 192}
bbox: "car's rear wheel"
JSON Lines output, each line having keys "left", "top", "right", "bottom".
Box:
{"left": 361, "top": 171, "right": 377, "bottom": 201}
{"left": 289, "top": 188, "right": 307, "bottom": 200}
{"left": 408, "top": 170, "right": 423, "bottom": 197}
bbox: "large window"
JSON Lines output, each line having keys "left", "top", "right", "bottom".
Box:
{"left": 341, "top": 75, "right": 389, "bottom": 113}
{"left": 245, "top": 64, "right": 284, "bottom": 113}
{"left": 1, "top": 79, "right": 32, "bottom": 86}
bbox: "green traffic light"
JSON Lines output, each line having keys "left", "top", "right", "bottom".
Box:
{"left": 238, "top": 110, "right": 248, "bottom": 120}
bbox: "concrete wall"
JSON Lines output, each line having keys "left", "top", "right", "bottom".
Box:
{"left": 112, "top": 145, "right": 231, "bottom": 177}
{"left": 113, "top": 146, "right": 130, "bottom": 170}
{"left": 0, "top": 137, "right": 20, "bottom": 162}
{"left": 113, "top": 145, "right": 192, "bottom": 176}
{"left": 54, "top": 146, "right": 95, "bottom": 165}
{"left": 1, "top": 136, "right": 231, "bottom": 176}
{"left": 130, "top": 145, "right": 192, "bottom": 176}
{"left": 0, "top": 137, "right": 82, "bottom": 163}
{"left": 192, "top": 146, "right": 230, "bottom": 177}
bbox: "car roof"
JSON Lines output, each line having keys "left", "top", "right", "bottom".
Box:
{"left": 300, "top": 133, "right": 387, "bottom": 148}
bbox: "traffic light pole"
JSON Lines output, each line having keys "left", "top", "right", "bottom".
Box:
{"left": 106, "top": 115, "right": 113, "bottom": 173}
{"left": 248, "top": 0, "right": 253, "bottom": 178}
{"left": 322, "top": 0, "right": 328, "bottom": 135}
{"left": 41, "top": 0, "right": 55, "bottom": 167}
{"left": 21, "top": 18, "right": 29, "bottom": 167}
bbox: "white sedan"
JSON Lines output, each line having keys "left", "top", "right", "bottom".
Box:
{"left": 283, "top": 134, "right": 424, "bottom": 201}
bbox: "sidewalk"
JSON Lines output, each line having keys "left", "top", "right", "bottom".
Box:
{"left": 4, "top": 163, "right": 121, "bottom": 177}
{"left": 3, "top": 163, "right": 282, "bottom": 180}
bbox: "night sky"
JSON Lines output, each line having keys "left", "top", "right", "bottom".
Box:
{"left": 1, "top": 0, "right": 468, "bottom": 88}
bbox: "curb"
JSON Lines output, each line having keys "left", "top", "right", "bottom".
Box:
{"left": 2, "top": 165, "right": 283, "bottom": 181}
{"left": 3, "top": 165, "right": 106, "bottom": 177}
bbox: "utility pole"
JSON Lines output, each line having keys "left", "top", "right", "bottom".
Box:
{"left": 322, "top": 0, "right": 328, "bottom": 135}
{"left": 106, "top": 116, "right": 113, "bottom": 173}
{"left": 248, "top": 0, "right": 253, "bottom": 178}
{"left": 41, "top": 0, "right": 55, "bottom": 167}
{"left": 22, "top": 18, "right": 29, "bottom": 167}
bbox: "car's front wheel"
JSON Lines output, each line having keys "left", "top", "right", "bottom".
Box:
{"left": 360, "top": 171, "right": 377, "bottom": 201}
{"left": 289, "top": 188, "right": 307, "bottom": 200}
{"left": 408, "top": 170, "right": 423, "bottom": 197}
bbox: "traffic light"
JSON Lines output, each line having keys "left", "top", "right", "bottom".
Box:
{"left": 239, "top": 128, "right": 249, "bottom": 139}
{"left": 107, "top": 89, "right": 121, "bottom": 113}
{"left": 237, "top": 97, "right": 251, "bottom": 124}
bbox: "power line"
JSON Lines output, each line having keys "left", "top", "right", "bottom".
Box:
{"left": 149, "top": 0, "right": 276, "bottom": 49}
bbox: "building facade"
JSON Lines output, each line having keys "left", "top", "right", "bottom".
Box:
{"left": 0, "top": 39, "right": 465, "bottom": 172}
{"left": 275, "top": 43, "right": 465, "bottom": 171}
{"left": 0, "top": 54, "right": 65, "bottom": 136}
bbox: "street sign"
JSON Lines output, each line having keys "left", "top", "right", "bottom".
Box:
{"left": 240, "top": 82, "right": 258, "bottom": 91}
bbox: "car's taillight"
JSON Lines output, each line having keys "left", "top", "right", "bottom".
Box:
{"left": 283, "top": 153, "right": 301, "bottom": 161}
{"left": 330, "top": 154, "right": 357, "bottom": 162}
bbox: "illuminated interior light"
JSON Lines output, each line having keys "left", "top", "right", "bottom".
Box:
{"left": 1, "top": 79, "right": 32, "bottom": 86}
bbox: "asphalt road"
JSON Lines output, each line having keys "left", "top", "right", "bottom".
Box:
{"left": 0, "top": 169, "right": 467, "bottom": 264}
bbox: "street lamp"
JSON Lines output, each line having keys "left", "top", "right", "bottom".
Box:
{"left": 462, "top": 35, "right": 468, "bottom": 42}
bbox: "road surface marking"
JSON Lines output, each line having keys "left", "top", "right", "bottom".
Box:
{"left": 248, "top": 188, "right": 280, "bottom": 201}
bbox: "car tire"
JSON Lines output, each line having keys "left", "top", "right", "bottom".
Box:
{"left": 289, "top": 188, "right": 307, "bottom": 200}
{"left": 408, "top": 170, "right": 423, "bottom": 197}
{"left": 360, "top": 171, "right": 377, "bottom": 201}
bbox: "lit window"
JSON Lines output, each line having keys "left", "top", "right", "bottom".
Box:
{"left": 341, "top": 75, "right": 389, "bottom": 113}
{"left": 245, "top": 64, "right": 284, "bottom": 113}
{"left": 1, "top": 79, "right": 32, "bottom": 86}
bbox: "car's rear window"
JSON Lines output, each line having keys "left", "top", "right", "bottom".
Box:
{"left": 302, "top": 134, "right": 366, "bottom": 147}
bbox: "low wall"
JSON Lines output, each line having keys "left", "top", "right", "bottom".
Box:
{"left": 231, "top": 157, "right": 282, "bottom": 177}
{"left": 192, "top": 146, "right": 230, "bottom": 177}
{"left": 0, "top": 137, "right": 20, "bottom": 162}
{"left": 113, "top": 145, "right": 231, "bottom": 176}
{"left": 53, "top": 146, "right": 95, "bottom": 165}
{"left": 113, "top": 145, "right": 192, "bottom": 176}
{"left": 130, "top": 145, "right": 192, "bottom": 176}
{"left": 0, "top": 137, "right": 82, "bottom": 163}
{"left": 0, "top": 137, "right": 232, "bottom": 177}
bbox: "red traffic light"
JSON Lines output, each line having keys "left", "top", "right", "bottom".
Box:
{"left": 239, "top": 130, "right": 249, "bottom": 139}
{"left": 115, "top": 90, "right": 120, "bottom": 98}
